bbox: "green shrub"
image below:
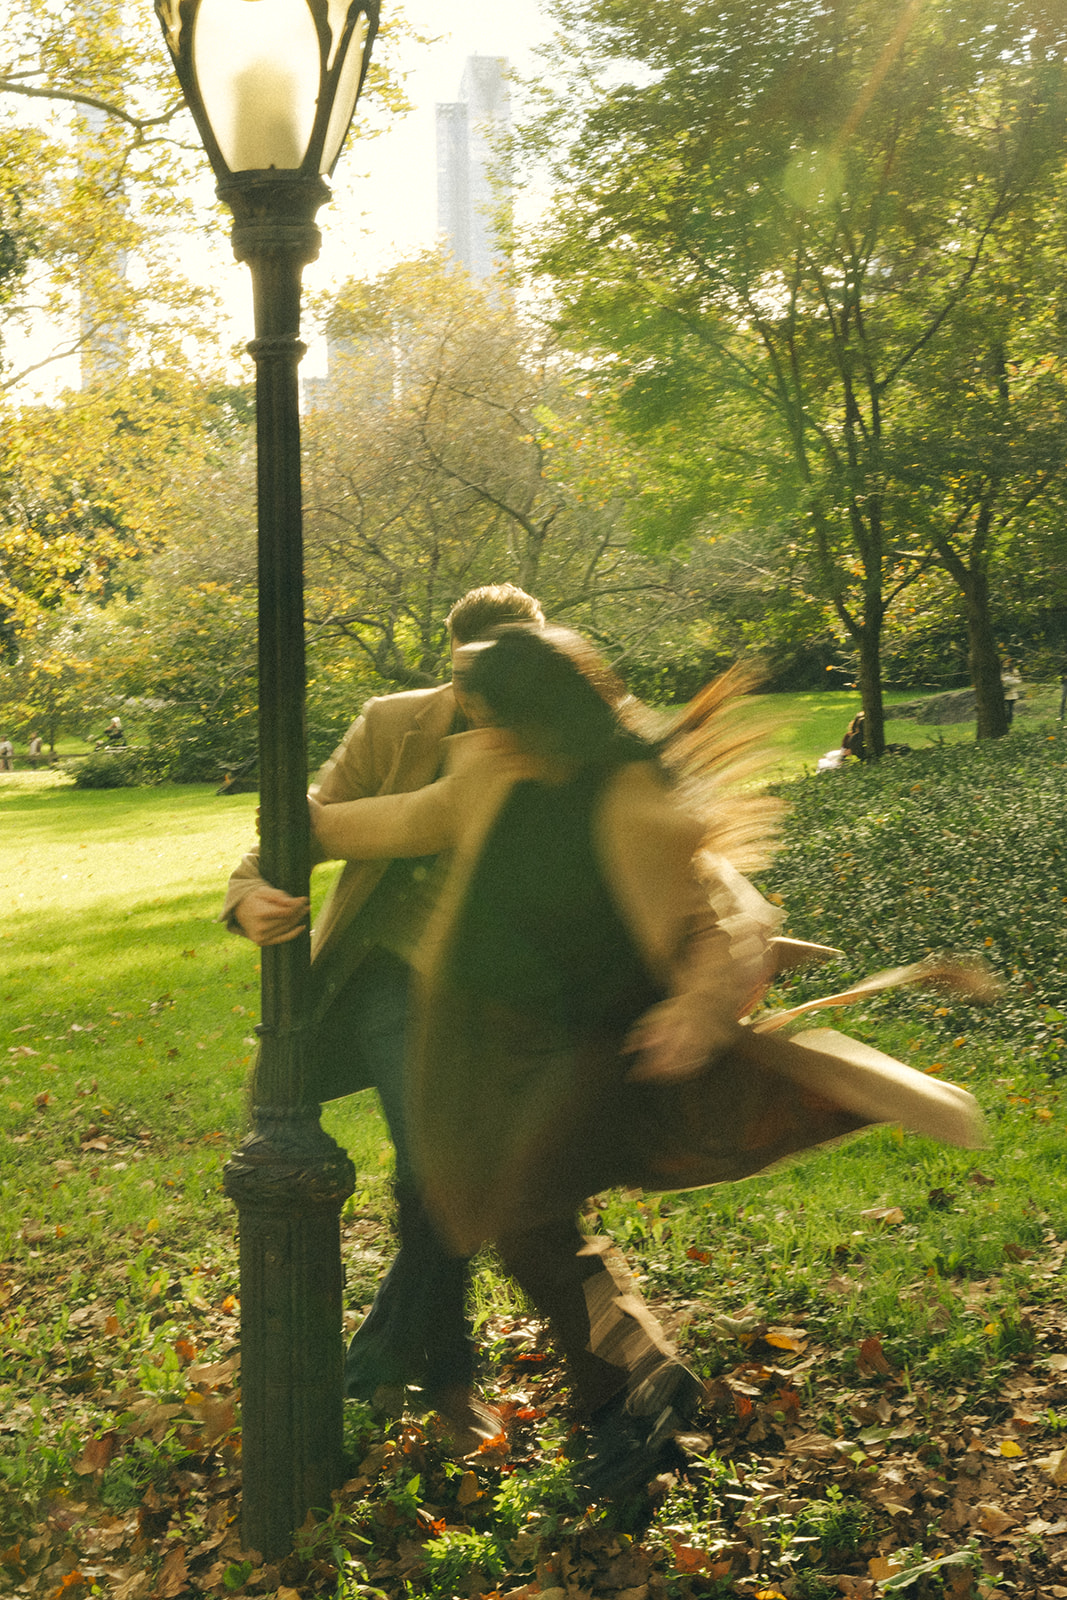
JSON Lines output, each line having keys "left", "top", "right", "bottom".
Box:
{"left": 418, "top": 1528, "right": 506, "bottom": 1596}
{"left": 65, "top": 748, "right": 149, "bottom": 788}
{"left": 760, "top": 727, "right": 1067, "bottom": 1051}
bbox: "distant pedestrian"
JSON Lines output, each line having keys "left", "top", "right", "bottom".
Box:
{"left": 100, "top": 716, "right": 126, "bottom": 746}
{"left": 27, "top": 734, "right": 43, "bottom": 768}
{"left": 1001, "top": 661, "right": 1022, "bottom": 726}
{"left": 0, "top": 736, "right": 12, "bottom": 771}
{"left": 841, "top": 712, "right": 866, "bottom": 761}
{"left": 1059, "top": 673, "right": 1066, "bottom": 722}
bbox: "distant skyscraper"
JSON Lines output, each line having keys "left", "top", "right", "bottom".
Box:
{"left": 436, "top": 56, "right": 512, "bottom": 279}
{"left": 78, "top": 98, "right": 129, "bottom": 389}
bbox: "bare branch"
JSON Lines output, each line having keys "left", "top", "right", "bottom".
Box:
{"left": 0, "top": 76, "right": 185, "bottom": 134}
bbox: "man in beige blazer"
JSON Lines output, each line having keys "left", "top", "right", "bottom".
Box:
{"left": 222, "top": 584, "right": 546, "bottom": 1446}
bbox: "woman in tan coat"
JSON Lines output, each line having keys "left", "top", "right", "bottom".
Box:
{"left": 311, "top": 626, "right": 981, "bottom": 1499}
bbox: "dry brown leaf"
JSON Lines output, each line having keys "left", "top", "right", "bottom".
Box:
{"left": 974, "top": 1501, "right": 1017, "bottom": 1537}
{"left": 858, "top": 1335, "right": 897, "bottom": 1377}
{"left": 73, "top": 1430, "right": 118, "bottom": 1476}
{"left": 151, "top": 1545, "right": 189, "bottom": 1600}
{"left": 199, "top": 1397, "right": 237, "bottom": 1442}
{"left": 1038, "top": 1447, "right": 1067, "bottom": 1484}
{"left": 112, "top": 1573, "right": 153, "bottom": 1600}
{"left": 187, "top": 1355, "right": 239, "bottom": 1388}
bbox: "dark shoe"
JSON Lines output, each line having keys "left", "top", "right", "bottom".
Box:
{"left": 581, "top": 1361, "right": 703, "bottom": 1502}
{"left": 344, "top": 1327, "right": 427, "bottom": 1403}
{"left": 427, "top": 1385, "right": 506, "bottom": 1456}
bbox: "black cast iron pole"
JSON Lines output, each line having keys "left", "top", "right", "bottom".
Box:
{"left": 219, "top": 172, "right": 355, "bottom": 1562}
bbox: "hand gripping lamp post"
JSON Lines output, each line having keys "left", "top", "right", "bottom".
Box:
{"left": 154, "top": 0, "right": 379, "bottom": 1559}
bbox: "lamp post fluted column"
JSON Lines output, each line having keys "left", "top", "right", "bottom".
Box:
{"left": 219, "top": 173, "right": 355, "bottom": 1562}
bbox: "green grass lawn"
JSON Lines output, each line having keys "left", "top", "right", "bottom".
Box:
{"left": 754, "top": 681, "right": 1063, "bottom": 777}
{"left": 0, "top": 780, "right": 388, "bottom": 1257}
{"left": 1, "top": 715, "right": 1066, "bottom": 1599}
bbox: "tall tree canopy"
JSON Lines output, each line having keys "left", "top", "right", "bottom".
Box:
{"left": 520, "top": 0, "right": 1067, "bottom": 746}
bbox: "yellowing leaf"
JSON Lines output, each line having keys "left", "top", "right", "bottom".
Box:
{"left": 765, "top": 1328, "right": 807, "bottom": 1352}
{"left": 999, "top": 1439, "right": 1023, "bottom": 1457}
{"left": 456, "top": 1470, "right": 481, "bottom": 1505}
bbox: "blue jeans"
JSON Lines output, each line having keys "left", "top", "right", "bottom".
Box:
{"left": 323, "top": 949, "right": 474, "bottom": 1398}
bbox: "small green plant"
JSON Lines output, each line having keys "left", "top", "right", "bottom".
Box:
{"left": 418, "top": 1528, "right": 506, "bottom": 1596}
{"left": 790, "top": 1574, "right": 840, "bottom": 1600}
{"left": 0, "top": 1407, "right": 82, "bottom": 1532}
{"left": 881, "top": 1538, "right": 984, "bottom": 1592}
{"left": 99, "top": 1430, "right": 193, "bottom": 1511}
{"left": 380, "top": 1469, "right": 423, "bottom": 1525}
{"left": 795, "top": 1485, "right": 875, "bottom": 1561}
{"left": 492, "top": 1449, "right": 580, "bottom": 1539}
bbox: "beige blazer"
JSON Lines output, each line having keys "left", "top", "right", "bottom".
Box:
{"left": 222, "top": 682, "right": 459, "bottom": 976}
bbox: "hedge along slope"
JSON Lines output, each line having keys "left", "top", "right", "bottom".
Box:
{"left": 758, "top": 726, "right": 1067, "bottom": 1065}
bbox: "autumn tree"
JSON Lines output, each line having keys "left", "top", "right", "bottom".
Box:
{"left": 301, "top": 255, "right": 702, "bottom": 690}
{"left": 518, "top": 0, "right": 1067, "bottom": 747}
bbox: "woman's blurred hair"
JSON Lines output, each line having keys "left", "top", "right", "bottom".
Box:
{"left": 455, "top": 624, "right": 650, "bottom": 768}
{"left": 455, "top": 624, "right": 783, "bottom": 868}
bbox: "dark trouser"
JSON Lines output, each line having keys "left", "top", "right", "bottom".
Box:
{"left": 319, "top": 950, "right": 474, "bottom": 1398}
{"left": 497, "top": 1215, "right": 681, "bottom": 1418}
{"left": 347, "top": 1182, "right": 473, "bottom": 1397}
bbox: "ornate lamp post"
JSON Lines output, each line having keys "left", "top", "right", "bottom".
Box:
{"left": 154, "top": 0, "right": 379, "bottom": 1559}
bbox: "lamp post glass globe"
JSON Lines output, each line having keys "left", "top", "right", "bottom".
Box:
{"left": 155, "top": 0, "right": 378, "bottom": 183}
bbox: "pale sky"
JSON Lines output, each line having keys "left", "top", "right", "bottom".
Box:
{"left": 302, "top": 0, "right": 554, "bottom": 369}
{"left": 340, "top": 0, "right": 552, "bottom": 263}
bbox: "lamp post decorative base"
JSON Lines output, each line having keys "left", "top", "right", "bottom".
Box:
{"left": 225, "top": 1114, "right": 356, "bottom": 1561}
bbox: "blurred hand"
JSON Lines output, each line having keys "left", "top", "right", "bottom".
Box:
{"left": 623, "top": 996, "right": 736, "bottom": 1083}
{"left": 233, "top": 885, "right": 309, "bottom": 947}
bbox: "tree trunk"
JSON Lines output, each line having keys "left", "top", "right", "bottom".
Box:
{"left": 962, "top": 567, "right": 1009, "bottom": 739}
{"left": 857, "top": 616, "right": 886, "bottom": 759}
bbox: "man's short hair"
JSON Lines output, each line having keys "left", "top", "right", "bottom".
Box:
{"left": 446, "top": 583, "right": 545, "bottom": 645}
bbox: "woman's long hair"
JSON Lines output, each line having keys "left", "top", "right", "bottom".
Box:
{"left": 455, "top": 624, "right": 782, "bottom": 867}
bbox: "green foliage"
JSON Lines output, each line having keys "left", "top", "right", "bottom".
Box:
{"left": 491, "top": 1450, "right": 581, "bottom": 1539}
{"left": 760, "top": 726, "right": 1067, "bottom": 1046}
{"left": 98, "top": 1428, "right": 192, "bottom": 1510}
{"left": 303, "top": 254, "right": 700, "bottom": 693}
{"left": 521, "top": 0, "right": 1067, "bottom": 740}
{"left": 66, "top": 747, "right": 147, "bottom": 788}
{"left": 795, "top": 1485, "right": 875, "bottom": 1562}
{"left": 881, "top": 1540, "right": 983, "bottom": 1594}
{"left": 417, "top": 1527, "right": 506, "bottom": 1596}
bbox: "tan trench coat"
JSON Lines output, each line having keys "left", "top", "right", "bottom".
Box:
{"left": 312, "top": 738, "right": 983, "bottom": 1254}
